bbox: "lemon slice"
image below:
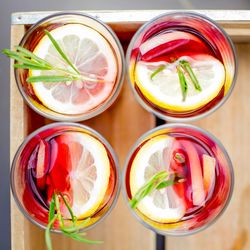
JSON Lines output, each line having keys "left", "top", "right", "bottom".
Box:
{"left": 135, "top": 54, "right": 225, "bottom": 112}
{"left": 58, "top": 132, "right": 110, "bottom": 218}
{"left": 31, "top": 24, "right": 117, "bottom": 115}
{"left": 130, "top": 135, "right": 186, "bottom": 223}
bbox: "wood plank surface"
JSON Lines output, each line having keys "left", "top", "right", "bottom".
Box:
{"left": 10, "top": 14, "right": 250, "bottom": 250}
{"left": 10, "top": 25, "right": 27, "bottom": 250}
{"left": 167, "top": 43, "right": 250, "bottom": 250}
{"left": 10, "top": 11, "right": 250, "bottom": 43}
{"left": 10, "top": 24, "right": 155, "bottom": 250}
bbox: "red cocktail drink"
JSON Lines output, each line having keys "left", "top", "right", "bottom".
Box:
{"left": 127, "top": 12, "right": 237, "bottom": 121}
{"left": 11, "top": 123, "right": 120, "bottom": 232}
{"left": 123, "top": 124, "right": 233, "bottom": 235}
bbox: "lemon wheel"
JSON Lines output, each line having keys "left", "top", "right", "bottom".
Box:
{"left": 129, "top": 135, "right": 186, "bottom": 223}
{"left": 134, "top": 54, "right": 225, "bottom": 112}
{"left": 30, "top": 24, "right": 117, "bottom": 115}
{"left": 55, "top": 132, "right": 111, "bottom": 218}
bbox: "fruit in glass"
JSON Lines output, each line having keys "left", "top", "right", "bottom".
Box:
{"left": 11, "top": 123, "right": 120, "bottom": 233}
{"left": 123, "top": 124, "right": 234, "bottom": 235}
{"left": 14, "top": 13, "right": 125, "bottom": 121}
{"left": 127, "top": 12, "right": 237, "bottom": 121}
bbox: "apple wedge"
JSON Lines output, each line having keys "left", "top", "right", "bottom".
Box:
{"left": 139, "top": 31, "right": 205, "bottom": 61}
{"left": 182, "top": 140, "right": 205, "bottom": 206}
{"left": 202, "top": 154, "right": 216, "bottom": 195}
{"left": 36, "top": 140, "right": 49, "bottom": 190}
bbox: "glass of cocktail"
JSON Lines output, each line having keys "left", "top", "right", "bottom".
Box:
{"left": 126, "top": 12, "right": 237, "bottom": 121}
{"left": 4, "top": 12, "right": 124, "bottom": 121}
{"left": 11, "top": 123, "right": 120, "bottom": 247}
{"left": 123, "top": 124, "right": 234, "bottom": 235}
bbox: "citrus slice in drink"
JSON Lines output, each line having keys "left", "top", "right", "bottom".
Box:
{"left": 48, "top": 132, "right": 110, "bottom": 218}
{"left": 130, "top": 135, "right": 186, "bottom": 223}
{"left": 135, "top": 54, "right": 225, "bottom": 112}
{"left": 30, "top": 24, "right": 117, "bottom": 115}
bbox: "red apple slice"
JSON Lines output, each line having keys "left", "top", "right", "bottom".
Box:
{"left": 139, "top": 31, "right": 206, "bottom": 61}
{"left": 47, "top": 136, "right": 73, "bottom": 193}
{"left": 36, "top": 140, "right": 49, "bottom": 190}
{"left": 169, "top": 140, "right": 195, "bottom": 210}
{"left": 202, "top": 154, "right": 216, "bottom": 195}
{"left": 45, "top": 136, "right": 74, "bottom": 218}
{"left": 182, "top": 140, "right": 205, "bottom": 206}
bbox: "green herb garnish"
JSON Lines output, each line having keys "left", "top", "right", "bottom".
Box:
{"left": 46, "top": 194, "right": 58, "bottom": 250}
{"left": 150, "top": 65, "right": 166, "bottom": 80}
{"left": 130, "top": 171, "right": 185, "bottom": 209}
{"left": 46, "top": 192, "right": 102, "bottom": 250}
{"left": 27, "top": 75, "right": 75, "bottom": 83}
{"left": 150, "top": 60, "right": 202, "bottom": 102}
{"left": 1, "top": 30, "right": 103, "bottom": 83}
{"left": 177, "top": 65, "right": 188, "bottom": 102}
{"left": 174, "top": 152, "right": 186, "bottom": 164}
{"left": 179, "top": 60, "right": 202, "bottom": 91}
{"left": 44, "top": 30, "right": 80, "bottom": 75}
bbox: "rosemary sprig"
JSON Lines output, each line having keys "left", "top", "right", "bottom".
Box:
{"left": 46, "top": 195, "right": 58, "bottom": 250}
{"left": 130, "top": 171, "right": 185, "bottom": 209}
{"left": 15, "top": 45, "right": 52, "bottom": 66}
{"left": 150, "top": 59, "right": 202, "bottom": 102}
{"left": 174, "top": 152, "right": 186, "bottom": 164}
{"left": 45, "top": 213, "right": 58, "bottom": 250}
{"left": 177, "top": 65, "right": 188, "bottom": 102}
{"left": 27, "top": 75, "right": 75, "bottom": 83}
{"left": 150, "top": 65, "right": 166, "bottom": 80}
{"left": 2, "top": 48, "right": 51, "bottom": 69}
{"left": 1, "top": 30, "right": 103, "bottom": 83}
{"left": 48, "top": 194, "right": 55, "bottom": 222}
{"left": 44, "top": 30, "right": 80, "bottom": 75}
{"left": 179, "top": 60, "right": 202, "bottom": 91}
{"left": 46, "top": 192, "right": 102, "bottom": 250}
{"left": 59, "top": 192, "right": 76, "bottom": 223}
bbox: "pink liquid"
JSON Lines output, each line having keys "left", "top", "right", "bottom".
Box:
{"left": 13, "top": 126, "right": 119, "bottom": 228}
{"left": 17, "top": 22, "right": 119, "bottom": 116}
{"left": 129, "top": 27, "right": 229, "bottom": 119}
{"left": 125, "top": 126, "right": 232, "bottom": 233}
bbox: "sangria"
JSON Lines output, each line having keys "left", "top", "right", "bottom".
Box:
{"left": 127, "top": 12, "right": 237, "bottom": 121}
{"left": 11, "top": 123, "right": 120, "bottom": 246}
{"left": 123, "top": 124, "right": 234, "bottom": 235}
{"left": 4, "top": 13, "right": 124, "bottom": 121}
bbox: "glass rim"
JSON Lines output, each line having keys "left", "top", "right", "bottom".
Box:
{"left": 10, "top": 122, "right": 121, "bottom": 234}
{"left": 126, "top": 11, "right": 238, "bottom": 122}
{"left": 122, "top": 123, "right": 234, "bottom": 236}
{"left": 15, "top": 11, "right": 125, "bottom": 122}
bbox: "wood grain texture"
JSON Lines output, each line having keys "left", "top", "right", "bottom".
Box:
{"left": 10, "top": 24, "right": 155, "bottom": 250}
{"left": 110, "top": 22, "right": 250, "bottom": 43}
{"left": 167, "top": 43, "right": 250, "bottom": 250}
{"left": 10, "top": 25, "right": 26, "bottom": 250}
{"left": 10, "top": 16, "right": 250, "bottom": 250}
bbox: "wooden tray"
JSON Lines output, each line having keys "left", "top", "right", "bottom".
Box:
{"left": 10, "top": 10, "right": 250, "bottom": 250}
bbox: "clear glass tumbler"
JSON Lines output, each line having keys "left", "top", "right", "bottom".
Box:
{"left": 126, "top": 12, "right": 237, "bottom": 122}
{"left": 123, "top": 123, "right": 234, "bottom": 235}
{"left": 15, "top": 12, "right": 125, "bottom": 121}
{"left": 11, "top": 122, "right": 120, "bottom": 232}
